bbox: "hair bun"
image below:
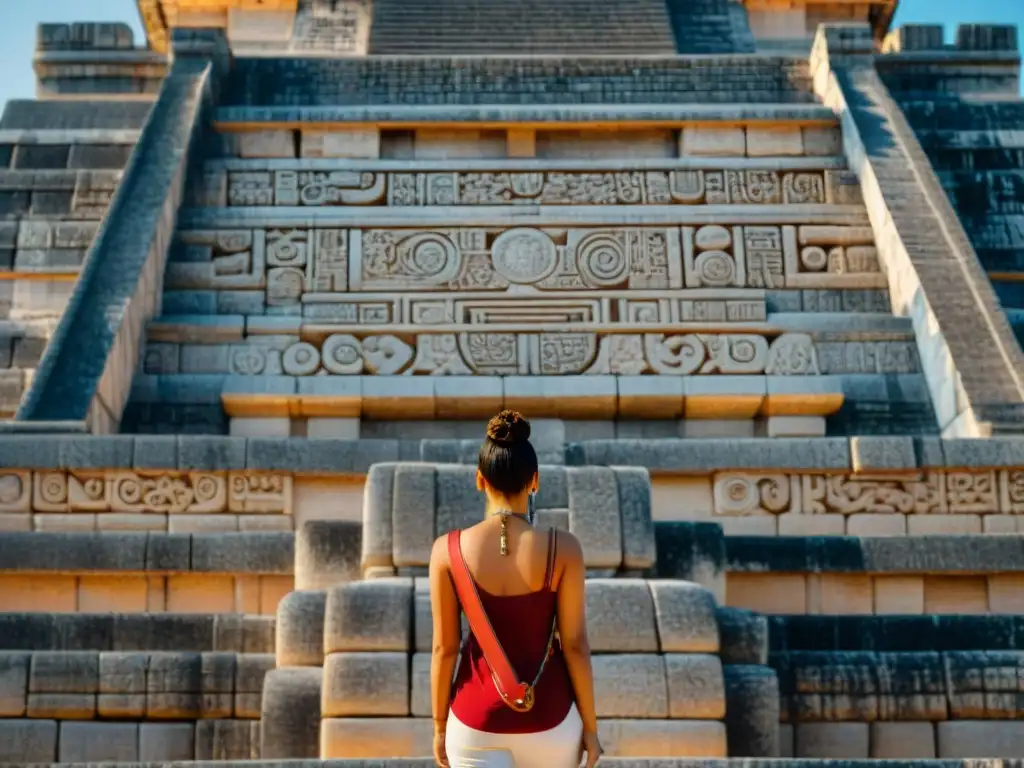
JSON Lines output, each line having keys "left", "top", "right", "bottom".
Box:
{"left": 486, "top": 409, "right": 531, "bottom": 447}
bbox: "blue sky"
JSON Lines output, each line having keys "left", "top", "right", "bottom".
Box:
{"left": 0, "top": 0, "right": 1020, "bottom": 109}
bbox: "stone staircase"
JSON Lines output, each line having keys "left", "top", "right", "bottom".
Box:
{"left": 0, "top": 99, "right": 149, "bottom": 416}
{"left": 367, "top": 0, "right": 678, "bottom": 55}
{"left": 878, "top": 24, "right": 1024, "bottom": 354}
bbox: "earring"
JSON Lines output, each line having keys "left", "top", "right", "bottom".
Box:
{"left": 527, "top": 490, "right": 536, "bottom": 526}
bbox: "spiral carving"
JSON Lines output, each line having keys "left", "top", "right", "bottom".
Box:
{"left": 322, "top": 334, "right": 364, "bottom": 375}
{"left": 38, "top": 473, "right": 67, "bottom": 505}
{"left": 193, "top": 475, "right": 220, "bottom": 504}
{"left": 800, "top": 246, "right": 828, "bottom": 272}
{"left": 396, "top": 233, "right": 460, "bottom": 284}
{"left": 283, "top": 342, "right": 322, "bottom": 376}
{"left": 644, "top": 334, "right": 704, "bottom": 375}
{"left": 716, "top": 477, "right": 760, "bottom": 515}
{"left": 577, "top": 232, "right": 629, "bottom": 287}
{"left": 694, "top": 250, "right": 736, "bottom": 287}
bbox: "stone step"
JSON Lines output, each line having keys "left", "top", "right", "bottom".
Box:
{"left": 7, "top": 761, "right": 1024, "bottom": 768}
{"left": 0, "top": 613, "right": 274, "bottom": 653}
{"left": 367, "top": 0, "right": 677, "bottom": 55}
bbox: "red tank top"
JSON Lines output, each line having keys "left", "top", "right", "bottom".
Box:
{"left": 449, "top": 528, "right": 575, "bottom": 734}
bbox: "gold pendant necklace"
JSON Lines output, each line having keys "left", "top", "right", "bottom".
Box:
{"left": 495, "top": 510, "right": 516, "bottom": 556}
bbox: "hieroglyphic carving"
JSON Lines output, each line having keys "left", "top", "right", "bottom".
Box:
{"left": 785, "top": 225, "right": 884, "bottom": 288}
{"left": 0, "top": 472, "right": 31, "bottom": 512}
{"left": 713, "top": 471, "right": 1023, "bottom": 516}
{"left": 228, "top": 474, "right": 292, "bottom": 514}
{"left": 178, "top": 230, "right": 265, "bottom": 289}
{"left": 272, "top": 332, "right": 820, "bottom": 376}
{"left": 744, "top": 227, "right": 785, "bottom": 289}
{"left": 31, "top": 471, "right": 227, "bottom": 513}
{"left": 683, "top": 225, "right": 745, "bottom": 288}
{"left": 354, "top": 227, "right": 681, "bottom": 292}
{"left": 1001, "top": 470, "right": 1024, "bottom": 514}
{"left": 224, "top": 169, "right": 834, "bottom": 207}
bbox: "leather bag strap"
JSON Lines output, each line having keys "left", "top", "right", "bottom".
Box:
{"left": 447, "top": 530, "right": 530, "bottom": 706}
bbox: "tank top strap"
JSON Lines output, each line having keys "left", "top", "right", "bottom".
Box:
{"left": 542, "top": 527, "right": 558, "bottom": 591}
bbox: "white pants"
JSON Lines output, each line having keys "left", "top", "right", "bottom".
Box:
{"left": 445, "top": 704, "right": 583, "bottom": 768}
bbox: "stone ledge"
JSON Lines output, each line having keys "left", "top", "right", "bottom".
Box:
{"left": 0, "top": 614, "right": 274, "bottom": 653}
{"left": 32, "top": 757, "right": 1024, "bottom": 767}
{"left": 725, "top": 535, "right": 1024, "bottom": 574}
{"left": 0, "top": 435, "right": 1019, "bottom": 472}
{"left": 0, "top": 532, "right": 292, "bottom": 574}
{"left": 773, "top": 650, "right": 1024, "bottom": 723}
{"left": 769, "top": 616, "right": 1024, "bottom": 653}
{"left": 214, "top": 104, "right": 838, "bottom": 127}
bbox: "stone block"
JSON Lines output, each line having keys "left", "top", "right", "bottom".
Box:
{"left": 653, "top": 521, "right": 725, "bottom": 600}
{"left": 847, "top": 514, "right": 907, "bottom": 536}
{"left": 747, "top": 126, "right": 803, "bottom": 156}
{"left": 585, "top": 579, "right": 658, "bottom": 652}
{"left": 802, "top": 126, "right": 843, "bottom": 156}
{"left": 0, "top": 652, "right": 28, "bottom": 716}
{"left": 139, "top": 722, "right": 194, "bottom": 761}
{"left": 295, "top": 519, "right": 361, "bottom": 591}
{"left": 778, "top": 513, "right": 845, "bottom": 536}
{"left": 807, "top": 574, "right": 873, "bottom": 615}
{"left": 302, "top": 129, "right": 380, "bottom": 159}
{"left": 923, "top": 576, "right": 988, "bottom": 614}
{"left": 392, "top": 464, "right": 436, "bottom": 568}
{"left": 717, "top": 607, "right": 768, "bottom": 665}
{"left": 874, "top": 576, "right": 924, "bottom": 614}
{"left": 650, "top": 580, "right": 719, "bottom": 653}
{"left": 321, "top": 651, "right": 408, "bottom": 717}
{"left": 260, "top": 667, "right": 321, "bottom": 758}
{"left": 593, "top": 654, "right": 668, "bottom": 718}
{"left": 665, "top": 653, "right": 725, "bottom": 719}
{"left": 98, "top": 652, "right": 147, "bottom": 698}
{"left": 324, "top": 578, "right": 413, "bottom": 654}
{"left": 727, "top": 573, "right": 807, "bottom": 614}
{"left": 78, "top": 575, "right": 148, "bottom": 612}
{"left": 434, "top": 376, "right": 503, "bottom": 419}
{"left": 598, "top": 719, "right": 726, "bottom": 757}
{"left": 680, "top": 126, "right": 745, "bottom": 157}
{"left": 194, "top": 720, "right": 259, "bottom": 760}
{"left": 725, "top": 664, "right": 780, "bottom": 757}
{"left": 166, "top": 574, "right": 236, "bottom": 614}
{"left": 989, "top": 575, "right": 1024, "bottom": 613}
{"left": 434, "top": 464, "right": 483, "bottom": 536}
{"left": 566, "top": 466, "right": 623, "bottom": 569}
{"left": 0, "top": 575, "right": 76, "bottom": 611}
{"left": 937, "top": 721, "right": 1024, "bottom": 758}
{"left": 0, "top": 718, "right": 57, "bottom": 762}
{"left": 320, "top": 717, "right": 432, "bottom": 759}
{"left": 58, "top": 721, "right": 138, "bottom": 762}
{"left": 795, "top": 722, "right": 869, "bottom": 757}
{"left": 871, "top": 721, "right": 936, "bottom": 758}
{"left": 614, "top": 467, "right": 656, "bottom": 570}
{"left": 276, "top": 590, "right": 326, "bottom": 667}
{"left": 30, "top": 651, "right": 98, "bottom": 693}
{"left": 409, "top": 651, "right": 431, "bottom": 717}
{"left": 907, "top": 515, "right": 982, "bottom": 535}
{"left": 766, "top": 416, "right": 826, "bottom": 437}
{"left": 237, "top": 130, "right": 295, "bottom": 158}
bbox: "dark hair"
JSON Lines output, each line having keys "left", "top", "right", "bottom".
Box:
{"left": 478, "top": 409, "right": 538, "bottom": 497}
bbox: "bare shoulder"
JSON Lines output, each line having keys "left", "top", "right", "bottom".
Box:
{"left": 553, "top": 528, "right": 584, "bottom": 563}
{"left": 429, "top": 533, "right": 451, "bottom": 569}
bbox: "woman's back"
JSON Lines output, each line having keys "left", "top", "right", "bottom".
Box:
{"left": 449, "top": 523, "right": 575, "bottom": 734}
{"left": 428, "top": 409, "right": 602, "bottom": 768}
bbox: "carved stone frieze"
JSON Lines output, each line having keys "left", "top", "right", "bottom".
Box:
{"left": 354, "top": 227, "right": 682, "bottom": 292}
{"left": 272, "top": 331, "right": 819, "bottom": 376}
{"left": 683, "top": 224, "right": 883, "bottom": 291}
{"left": 4, "top": 471, "right": 294, "bottom": 514}
{"left": 224, "top": 169, "right": 836, "bottom": 207}
{"left": 176, "top": 224, "right": 884, "bottom": 296}
{"left": 712, "top": 471, "right": 1016, "bottom": 516}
